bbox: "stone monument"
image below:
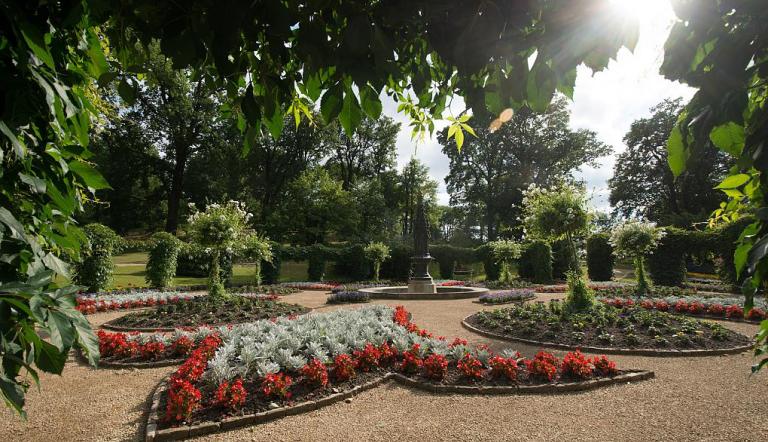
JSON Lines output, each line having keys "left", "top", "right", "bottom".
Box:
{"left": 408, "top": 196, "right": 436, "bottom": 294}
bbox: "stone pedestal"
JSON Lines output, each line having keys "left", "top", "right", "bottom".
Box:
{"left": 408, "top": 255, "right": 435, "bottom": 293}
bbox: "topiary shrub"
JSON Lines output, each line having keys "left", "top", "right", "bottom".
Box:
{"left": 518, "top": 240, "right": 553, "bottom": 284}
{"left": 145, "top": 232, "right": 180, "bottom": 288}
{"left": 262, "top": 254, "right": 281, "bottom": 284}
{"left": 713, "top": 217, "right": 754, "bottom": 285}
{"left": 363, "top": 242, "right": 390, "bottom": 281}
{"left": 73, "top": 223, "right": 120, "bottom": 292}
{"left": 647, "top": 227, "right": 688, "bottom": 287}
{"left": 176, "top": 242, "right": 233, "bottom": 281}
{"left": 488, "top": 240, "right": 522, "bottom": 283}
{"left": 552, "top": 238, "right": 577, "bottom": 280}
{"left": 474, "top": 244, "right": 500, "bottom": 282}
{"left": 333, "top": 243, "right": 369, "bottom": 281}
{"left": 306, "top": 245, "right": 327, "bottom": 281}
{"left": 586, "top": 233, "right": 614, "bottom": 281}
{"left": 610, "top": 221, "right": 664, "bottom": 295}
{"left": 241, "top": 234, "right": 272, "bottom": 286}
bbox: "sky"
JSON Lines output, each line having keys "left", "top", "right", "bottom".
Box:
{"left": 382, "top": 0, "right": 695, "bottom": 211}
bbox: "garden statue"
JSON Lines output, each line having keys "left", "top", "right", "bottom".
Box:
{"left": 409, "top": 197, "right": 436, "bottom": 293}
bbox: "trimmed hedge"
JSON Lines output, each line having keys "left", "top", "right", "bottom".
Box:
{"left": 586, "top": 233, "right": 614, "bottom": 281}
{"left": 145, "top": 232, "right": 180, "bottom": 288}
{"left": 334, "top": 243, "right": 370, "bottom": 281}
{"left": 518, "top": 240, "right": 553, "bottom": 284}
{"left": 430, "top": 244, "right": 476, "bottom": 279}
{"left": 647, "top": 227, "right": 715, "bottom": 287}
{"left": 380, "top": 243, "right": 412, "bottom": 280}
{"left": 73, "top": 223, "right": 120, "bottom": 292}
{"left": 713, "top": 217, "right": 754, "bottom": 285}
{"left": 552, "top": 238, "right": 577, "bottom": 280}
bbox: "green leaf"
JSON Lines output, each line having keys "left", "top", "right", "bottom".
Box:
{"left": 69, "top": 161, "right": 111, "bottom": 190}
{"left": 47, "top": 310, "right": 75, "bottom": 351}
{"left": 339, "top": 90, "right": 362, "bottom": 137}
{"left": 0, "top": 121, "right": 26, "bottom": 158}
{"left": 0, "top": 207, "right": 27, "bottom": 240}
{"left": 19, "top": 22, "right": 55, "bottom": 70}
{"left": 0, "top": 375, "right": 26, "bottom": 419}
{"left": 42, "top": 253, "right": 70, "bottom": 279}
{"left": 18, "top": 173, "right": 46, "bottom": 193}
{"left": 35, "top": 340, "right": 67, "bottom": 375}
{"left": 526, "top": 59, "right": 556, "bottom": 112}
{"left": 454, "top": 126, "right": 465, "bottom": 150}
{"left": 359, "top": 85, "right": 382, "bottom": 119}
{"left": 117, "top": 78, "right": 136, "bottom": 105}
{"left": 715, "top": 173, "right": 751, "bottom": 189}
{"left": 320, "top": 83, "right": 344, "bottom": 124}
{"left": 85, "top": 29, "right": 109, "bottom": 78}
{"left": 709, "top": 122, "right": 745, "bottom": 156}
{"left": 667, "top": 126, "right": 687, "bottom": 177}
{"left": 73, "top": 319, "right": 99, "bottom": 367}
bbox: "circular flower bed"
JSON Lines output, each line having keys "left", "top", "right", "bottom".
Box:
{"left": 478, "top": 290, "right": 536, "bottom": 305}
{"left": 103, "top": 296, "right": 308, "bottom": 331}
{"left": 145, "top": 305, "right": 650, "bottom": 440}
{"left": 76, "top": 291, "right": 197, "bottom": 314}
{"left": 280, "top": 281, "right": 338, "bottom": 291}
{"left": 464, "top": 302, "right": 751, "bottom": 355}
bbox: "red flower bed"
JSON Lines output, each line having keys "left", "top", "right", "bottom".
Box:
{"left": 353, "top": 343, "right": 381, "bottom": 372}
{"left": 301, "top": 359, "right": 329, "bottom": 388}
{"left": 261, "top": 373, "right": 292, "bottom": 400}
{"left": 592, "top": 355, "right": 618, "bottom": 376}
{"left": 488, "top": 356, "right": 518, "bottom": 381}
{"left": 399, "top": 345, "right": 423, "bottom": 374}
{"left": 332, "top": 354, "right": 356, "bottom": 381}
{"left": 746, "top": 307, "right": 766, "bottom": 321}
{"left": 215, "top": 378, "right": 246, "bottom": 411}
{"left": 560, "top": 350, "right": 593, "bottom": 380}
{"left": 524, "top": 351, "right": 559, "bottom": 382}
{"left": 726, "top": 304, "right": 744, "bottom": 319}
{"left": 457, "top": 354, "right": 484, "bottom": 380}
{"left": 423, "top": 354, "right": 449, "bottom": 380}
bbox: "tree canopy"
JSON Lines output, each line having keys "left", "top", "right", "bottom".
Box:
{"left": 440, "top": 95, "right": 610, "bottom": 240}
{"left": 609, "top": 98, "right": 730, "bottom": 226}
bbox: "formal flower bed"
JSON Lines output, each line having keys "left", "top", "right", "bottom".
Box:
{"left": 437, "top": 280, "right": 470, "bottom": 287}
{"left": 465, "top": 302, "right": 750, "bottom": 352}
{"left": 478, "top": 290, "right": 536, "bottom": 304}
{"left": 104, "top": 296, "right": 308, "bottom": 330}
{"left": 155, "top": 305, "right": 639, "bottom": 432}
{"left": 280, "top": 282, "right": 339, "bottom": 291}
{"left": 76, "top": 291, "right": 196, "bottom": 314}
{"left": 684, "top": 278, "right": 738, "bottom": 294}
{"left": 227, "top": 285, "right": 301, "bottom": 296}
{"left": 326, "top": 290, "right": 370, "bottom": 304}
{"left": 592, "top": 285, "right": 697, "bottom": 298}
{"left": 537, "top": 281, "right": 634, "bottom": 293}
{"left": 599, "top": 296, "right": 768, "bottom": 322}
{"left": 97, "top": 328, "right": 221, "bottom": 364}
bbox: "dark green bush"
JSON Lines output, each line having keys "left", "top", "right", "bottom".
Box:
{"left": 713, "top": 217, "right": 754, "bottom": 285}
{"left": 306, "top": 245, "right": 327, "bottom": 280}
{"left": 551, "top": 238, "right": 577, "bottom": 280}
{"left": 333, "top": 243, "right": 370, "bottom": 281}
{"left": 145, "top": 232, "right": 180, "bottom": 288}
{"left": 586, "top": 233, "right": 614, "bottom": 281}
{"left": 430, "top": 244, "right": 475, "bottom": 279}
{"left": 380, "top": 243, "right": 412, "bottom": 280}
{"left": 518, "top": 240, "right": 553, "bottom": 284}
{"left": 176, "top": 242, "right": 233, "bottom": 282}
{"left": 647, "top": 227, "right": 689, "bottom": 287}
{"left": 73, "top": 223, "right": 120, "bottom": 292}
{"left": 474, "top": 244, "right": 500, "bottom": 281}
{"left": 262, "top": 254, "right": 281, "bottom": 284}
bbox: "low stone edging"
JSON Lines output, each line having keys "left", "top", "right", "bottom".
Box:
{"left": 461, "top": 315, "right": 753, "bottom": 357}
{"left": 145, "top": 369, "right": 655, "bottom": 441}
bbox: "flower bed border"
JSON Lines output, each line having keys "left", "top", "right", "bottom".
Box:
{"left": 473, "top": 293, "right": 536, "bottom": 306}
{"left": 100, "top": 306, "right": 313, "bottom": 333}
{"left": 144, "top": 369, "right": 654, "bottom": 441}
{"left": 461, "top": 315, "right": 753, "bottom": 357}
{"left": 75, "top": 349, "right": 185, "bottom": 369}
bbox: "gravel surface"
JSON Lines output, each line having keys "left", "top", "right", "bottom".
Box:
{"left": 1, "top": 290, "right": 766, "bottom": 441}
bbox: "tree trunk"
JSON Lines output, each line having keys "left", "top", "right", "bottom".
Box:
{"left": 165, "top": 145, "right": 189, "bottom": 233}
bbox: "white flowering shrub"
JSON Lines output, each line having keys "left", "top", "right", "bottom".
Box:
{"left": 610, "top": 221, "right": 665, "bottom": 296}
{"left": 187, "top": 201, "right": 252, "bottom": 297}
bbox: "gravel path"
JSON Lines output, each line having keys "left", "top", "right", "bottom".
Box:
{"left": 1, "top": 291, "right": 766, "bottom": 441}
